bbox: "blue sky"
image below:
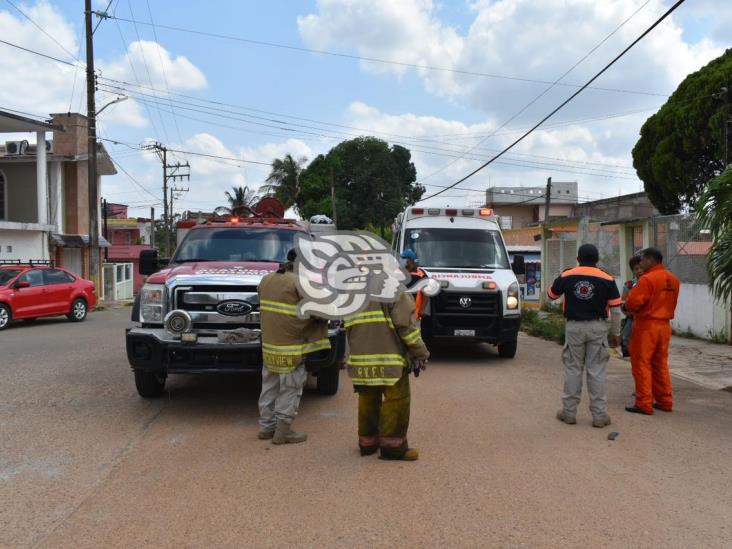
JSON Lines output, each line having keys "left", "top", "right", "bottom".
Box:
{"left": 1, "top": 0, "right": 728, "bottom": 216}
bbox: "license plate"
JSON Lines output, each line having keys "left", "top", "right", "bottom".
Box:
{"left": 454, "top": 329, "right": 475, "bottom": 337}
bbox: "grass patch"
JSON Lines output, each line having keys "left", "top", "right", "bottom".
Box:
{"left": 521, "top": 308, "right": 565, "bottom": 345}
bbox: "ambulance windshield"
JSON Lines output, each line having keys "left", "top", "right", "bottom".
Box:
{"left": 405, "top": 228, "right": 510, "bottom": 269}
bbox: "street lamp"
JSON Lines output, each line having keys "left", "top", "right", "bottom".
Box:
{"left": 96, "top": 95, "right": 128, "bottom": 116}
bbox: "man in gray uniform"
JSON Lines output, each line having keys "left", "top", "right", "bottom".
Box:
{"left": 547, "top": 244, "right": 622, "bottom": 428}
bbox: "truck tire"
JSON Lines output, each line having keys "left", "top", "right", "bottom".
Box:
{"left": 134, "top": 370, "right": 166, "bottom": 398}
{"left": 316, "top": 365, "right": 340, "bottom": 396}
{"left": 498, "top": 340, "right": 518, "bottom": 359}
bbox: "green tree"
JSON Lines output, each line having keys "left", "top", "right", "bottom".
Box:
{"left": 224, "top": 185, "right": 259, "bottom": 211}
{"left": 261, "top": 154, "right": 307, "bottom": 212}
{"left": 297, "top": 137, "right": 424, "bottom": 235}
{"left": 696, "top": 168, "right": 732, "bottom": 300}
{"left": 632, "top": 48, "right": 732, "bottom": 214}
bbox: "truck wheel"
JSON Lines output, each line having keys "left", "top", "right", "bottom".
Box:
{"left": 316, "top": 365, "right": 340, "bottom": 395}
{"left": 0, "top": 304, "right": 11, "bottom": 330}
{"left": 498, "top": 340, "right": 518, "bottom": 359}
{"left": 134, "top": 370, "right": 166, "bottom": 398}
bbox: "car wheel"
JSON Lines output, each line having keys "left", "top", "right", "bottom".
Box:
{"left": 316, "top": 364, "right": 340, "bottom": 395}
{"left": 0, "top": 304, "right": 10, "bottom": 330}
{"left": 134, "top": 370, "right": 166, "bottom": 398}
{"left": 67, "top": 298, "right": 87, "bottom": 322}
{"left": 497, "top": 339, "right": 518, "bottom": 359}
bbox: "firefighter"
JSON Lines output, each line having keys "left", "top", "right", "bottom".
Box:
{"left": 548, "top": 244, "right": 622, "bottom": 428}
{"left": 345, "top": 290, "right": 429, "bottom": 461}
{"left": 257, "top": 249, "right": 330, "bottom": 444}
{"left": 400, "top": 249, "right": 427, "bottom": 320}
{"left": 624, "top": 247, "right": 680, "bottom": 415}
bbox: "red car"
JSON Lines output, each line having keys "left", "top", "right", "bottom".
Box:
{"left": 0, "top": 264, "right": 97, "bottom": 330}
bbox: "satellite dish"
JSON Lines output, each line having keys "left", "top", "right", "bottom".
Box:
{"left": 254, "top": 197, "right": 285, "bottom": 218}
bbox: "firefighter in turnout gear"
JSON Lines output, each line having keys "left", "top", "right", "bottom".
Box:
{"left": 346, "top": 291, "right": 429, "bottom": 461}
{"left": 257, "top": 250, "right": 330, "bottom": 444}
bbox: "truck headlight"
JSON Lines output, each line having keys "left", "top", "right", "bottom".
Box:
{"left": 140, "top": 284, "right": 164, "bottom": 323}
{"left": 507, "top": 282, "right": 520, "bottom": 310}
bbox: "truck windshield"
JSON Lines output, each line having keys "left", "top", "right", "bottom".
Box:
{"left": 405, "top": 228, "right": 510, "bottom": 269}
{"left": 171, "top": 228, "right": 298, "bottom": 264}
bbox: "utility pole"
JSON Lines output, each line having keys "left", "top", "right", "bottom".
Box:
{"left": 543, "top": 176, "right": 552, "bottom": 222}
{"left": 150, "top": 207, "right": 155, "bottom": 247}
{"left": 169, "top": 186, "right": 189, "bottom": 239}
{"left": 147, "top": 142, "right": 190, "bottom": 256}
{"left": 102, "top": 198, "right": 108, "bottom": 261}
{"left": 330, "top": 167, "right": 338, "bottom": 227}
{"left": 85, "top": 0, "right": 99, "bottom": 285}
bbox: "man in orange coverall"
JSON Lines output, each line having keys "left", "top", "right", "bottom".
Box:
{"left": 624, "top": 247, "right": 680, "bottom": 415}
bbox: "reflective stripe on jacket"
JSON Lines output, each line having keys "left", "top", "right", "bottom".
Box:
{"left": 258, "top": 269, "right": 330, "bottom": 374}
{"left": 346, "top": 292, "right": 429, "bottom": 386}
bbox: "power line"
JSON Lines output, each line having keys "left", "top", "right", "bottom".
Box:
{"left": 100, "top": 13, "right": 669, "bottom": 99}
{"left": 419, "top": 0, "right": 650, "bottom": 182}
{"left": 420, "top": 0, "right": 688, "bottom": 202}
{"left": 100, "top": 138, "right": 272, "bottom": 166}
{"left": 107, "top": 154, "right": 161, "bottom": 201}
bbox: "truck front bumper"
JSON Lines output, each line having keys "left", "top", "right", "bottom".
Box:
{"left": 423, "top": 313, "right": 520, "bottom": 344}
{"left": 126, "top": 327, "right": 345, "bottom": 375}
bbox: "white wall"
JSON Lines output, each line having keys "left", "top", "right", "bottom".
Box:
{"left": 0, "top": 229, "right": 47, "bottom": 261}
{"left": 672, "top": 283, "right": 731, "bottom": 340}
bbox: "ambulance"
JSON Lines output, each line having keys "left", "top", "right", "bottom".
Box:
{"left": 393, "top": 206, "right": 525, "bottom": 358}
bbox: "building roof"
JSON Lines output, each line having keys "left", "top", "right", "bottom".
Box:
{"left": 0, "top": 110, "right": 63, "bottom": 133}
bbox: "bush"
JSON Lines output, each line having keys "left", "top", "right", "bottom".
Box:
{"left": 521, "top": 308, "right": 565, "bottom": 345}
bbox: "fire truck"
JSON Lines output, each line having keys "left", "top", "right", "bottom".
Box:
{"left": 126, "top": 199, "right": 344, "bottom": 398}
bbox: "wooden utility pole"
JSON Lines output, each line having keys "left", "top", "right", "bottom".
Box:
{"left": 150, "top": 207, "right": 155, "bottom": 247}
{"left": 147, "top": 143, "right": 190, "bottom": 256}
{"left": 543, "top": 176, "right": 552, "bottom": 222}
{"left": 330, "top": 168, "right": 338, "bottom": 227}
{"left": 85, "top": 0, "right": 100, "bottom": 284}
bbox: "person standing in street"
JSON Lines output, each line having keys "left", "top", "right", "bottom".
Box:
{"left": 257, "top": 250, "right": 330, "bottom": 444}
{"left": 548, "top": 244, "right": 622, "bottom": 428}
{"left": 400, "top": 249, "right": 427, "bottom": 321}
{"left": 345, "top": 291, "right": 429, "bottom": 461}
{"left": 620, "top": 255, "right": 644, "bottom": 357}
{"left": 624, "top": 247, "right": 680, "bottom": 415}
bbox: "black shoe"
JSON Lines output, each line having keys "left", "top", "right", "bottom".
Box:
{"left": 625, "top": 405, "right": 653, "bottom": 415}
{"left": 653, "top": 403, "right": 672, "bottom": 412}
{"left": 360, "top": 446, "right": 378, "bottom": 456}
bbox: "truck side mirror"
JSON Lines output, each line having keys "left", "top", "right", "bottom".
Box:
{"left": 139, "top": 248, "right": 160, "bottom": 276}
{"left": 512, "top": 255, "right": 526, "bottom": 276}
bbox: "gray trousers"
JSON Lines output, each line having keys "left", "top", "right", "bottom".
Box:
{"left": 258, "top": 365, "right": 308, "bottom": 431}
{"left": 561, "top": 320, "right": 610, "bottom": 419}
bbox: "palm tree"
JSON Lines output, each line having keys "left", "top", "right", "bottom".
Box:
{"left": 261, "top": 154, "right": 307, "bottom": 212}
{"left": 696, "top": 168, "right": 732, "bottom": 300}
{"left": 224, "top": 185, "right": 259, "bottom": 213}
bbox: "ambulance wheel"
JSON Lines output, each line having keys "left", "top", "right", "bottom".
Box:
{"left": 498, "top": 340, "right": 517, "bottom": 359}
{"left": 134, "top": 370, "right": 166, "bottom": 398}
{"left": 316, "top": 365, "right": 340, "bottom": 395}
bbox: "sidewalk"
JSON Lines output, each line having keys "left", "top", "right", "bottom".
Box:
{"left": 668, "top": 336, "right": 732, "bottom": 391}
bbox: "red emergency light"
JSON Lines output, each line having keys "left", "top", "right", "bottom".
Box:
{"left": 230, "top": 217, "right": 240, "bottom": 223}
{"left": 445, "top": 208, "right": 458, "bottom": 216}
{"left": 412, "top": 208, "right": 424, "bottom": 215}
{"left": 480, "top": 208, "right": 493, "bottom": 216}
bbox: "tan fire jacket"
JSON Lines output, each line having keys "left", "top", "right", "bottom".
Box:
{"left": 345, "top": 292, "right": 430, "bottom": 386}
{"left": 258, "top": 268, "right": 330, "bottom": 374}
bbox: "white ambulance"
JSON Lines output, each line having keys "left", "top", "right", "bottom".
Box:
{"left": 393, "top": 206, "right": 525, "bottom": 358}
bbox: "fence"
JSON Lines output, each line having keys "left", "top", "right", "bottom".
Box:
{"left": 651, "top": 214, "right": 711, "bottom": 285}
{"left": 103, "top": 262, "right": 133, "bottom": 301}
{"left": 578, "top": 222, "right": 622, "bottom": 278}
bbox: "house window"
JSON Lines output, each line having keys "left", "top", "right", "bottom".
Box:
{"left": 499, "top": 216, "right": 513, "bottom": 230}
{"left": 0, "top": 170, "right": 6, "bottom": 221}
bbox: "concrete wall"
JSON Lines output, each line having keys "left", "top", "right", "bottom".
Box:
{"left": 491, "top": 204, "right": 537, "bottom": 229}
{"left": 671, "top": 283, "right": 731, "bottom": 340}
{"left": 574, "top": 193, "right": 658, "bottom": 221}
{"left": 0, "top": 163, "right": 38, "bottom": 223}
{"left": 0, "top": 229, "right": 47, "bottom": 261}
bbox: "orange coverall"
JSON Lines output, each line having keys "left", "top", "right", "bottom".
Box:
{"left": 625, "top": 264, "right": 680, "bottom": 413}
{"left": 410, "top": 268, "right": 427, "bottom": 321}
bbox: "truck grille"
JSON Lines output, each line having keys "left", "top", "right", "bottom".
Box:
{"left": 432, "top": 292, "right": 501, "bottom": 316}
{"left": 172, "top": 285, "right": 260, "bottom": 328}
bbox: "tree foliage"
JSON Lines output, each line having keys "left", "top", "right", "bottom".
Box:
{"left": 632, "top": 48, "right": 732, "bottom": 214}
{"left": 224, "top": 186, "right": 259, "bottom": 210}
{"left": 296, "top": 137, "right": 424, "bottom": 234}
{"left": 696, "top": 168, "right": 732, "bottom": 300}
{"left": 261, "top": 154, "right": 307, "bottom": 212}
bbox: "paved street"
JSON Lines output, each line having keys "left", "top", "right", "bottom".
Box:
{"left": 2, "top": 308, "right": 731, "bottom": 548}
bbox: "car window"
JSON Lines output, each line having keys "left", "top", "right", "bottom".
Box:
{"left": 17, "top": 269, "right": 44, "bottom": 287}
{"left": 44, "top": 269, "right": 75, "bottom": 285}
{"left": 0, "top": 268, "right": 22, "bottom": 285}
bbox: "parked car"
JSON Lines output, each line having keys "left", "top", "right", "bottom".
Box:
{"left": 0, "top": 264, "right": 97, "bottom": 330}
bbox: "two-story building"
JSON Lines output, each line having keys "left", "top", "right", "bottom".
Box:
{"left": 485, "top": 181, "right": 578, "bottom": 230}
{"left": 0, "top": 110, "right": 116, "bottom": 278}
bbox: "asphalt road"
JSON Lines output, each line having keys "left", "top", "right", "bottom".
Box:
{"left": 2, "top": 308, "right": 731, "bottom": 548}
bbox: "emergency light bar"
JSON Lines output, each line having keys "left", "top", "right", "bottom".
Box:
{"left": 409, "top": 207, "right": 493, "bottom": 217}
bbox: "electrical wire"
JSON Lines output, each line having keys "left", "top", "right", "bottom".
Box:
{"left": 102, "top": 13, "right": 668, "bottom": 98}
{"left": 420, "top": 0, "right": 688, "bottom": 202}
